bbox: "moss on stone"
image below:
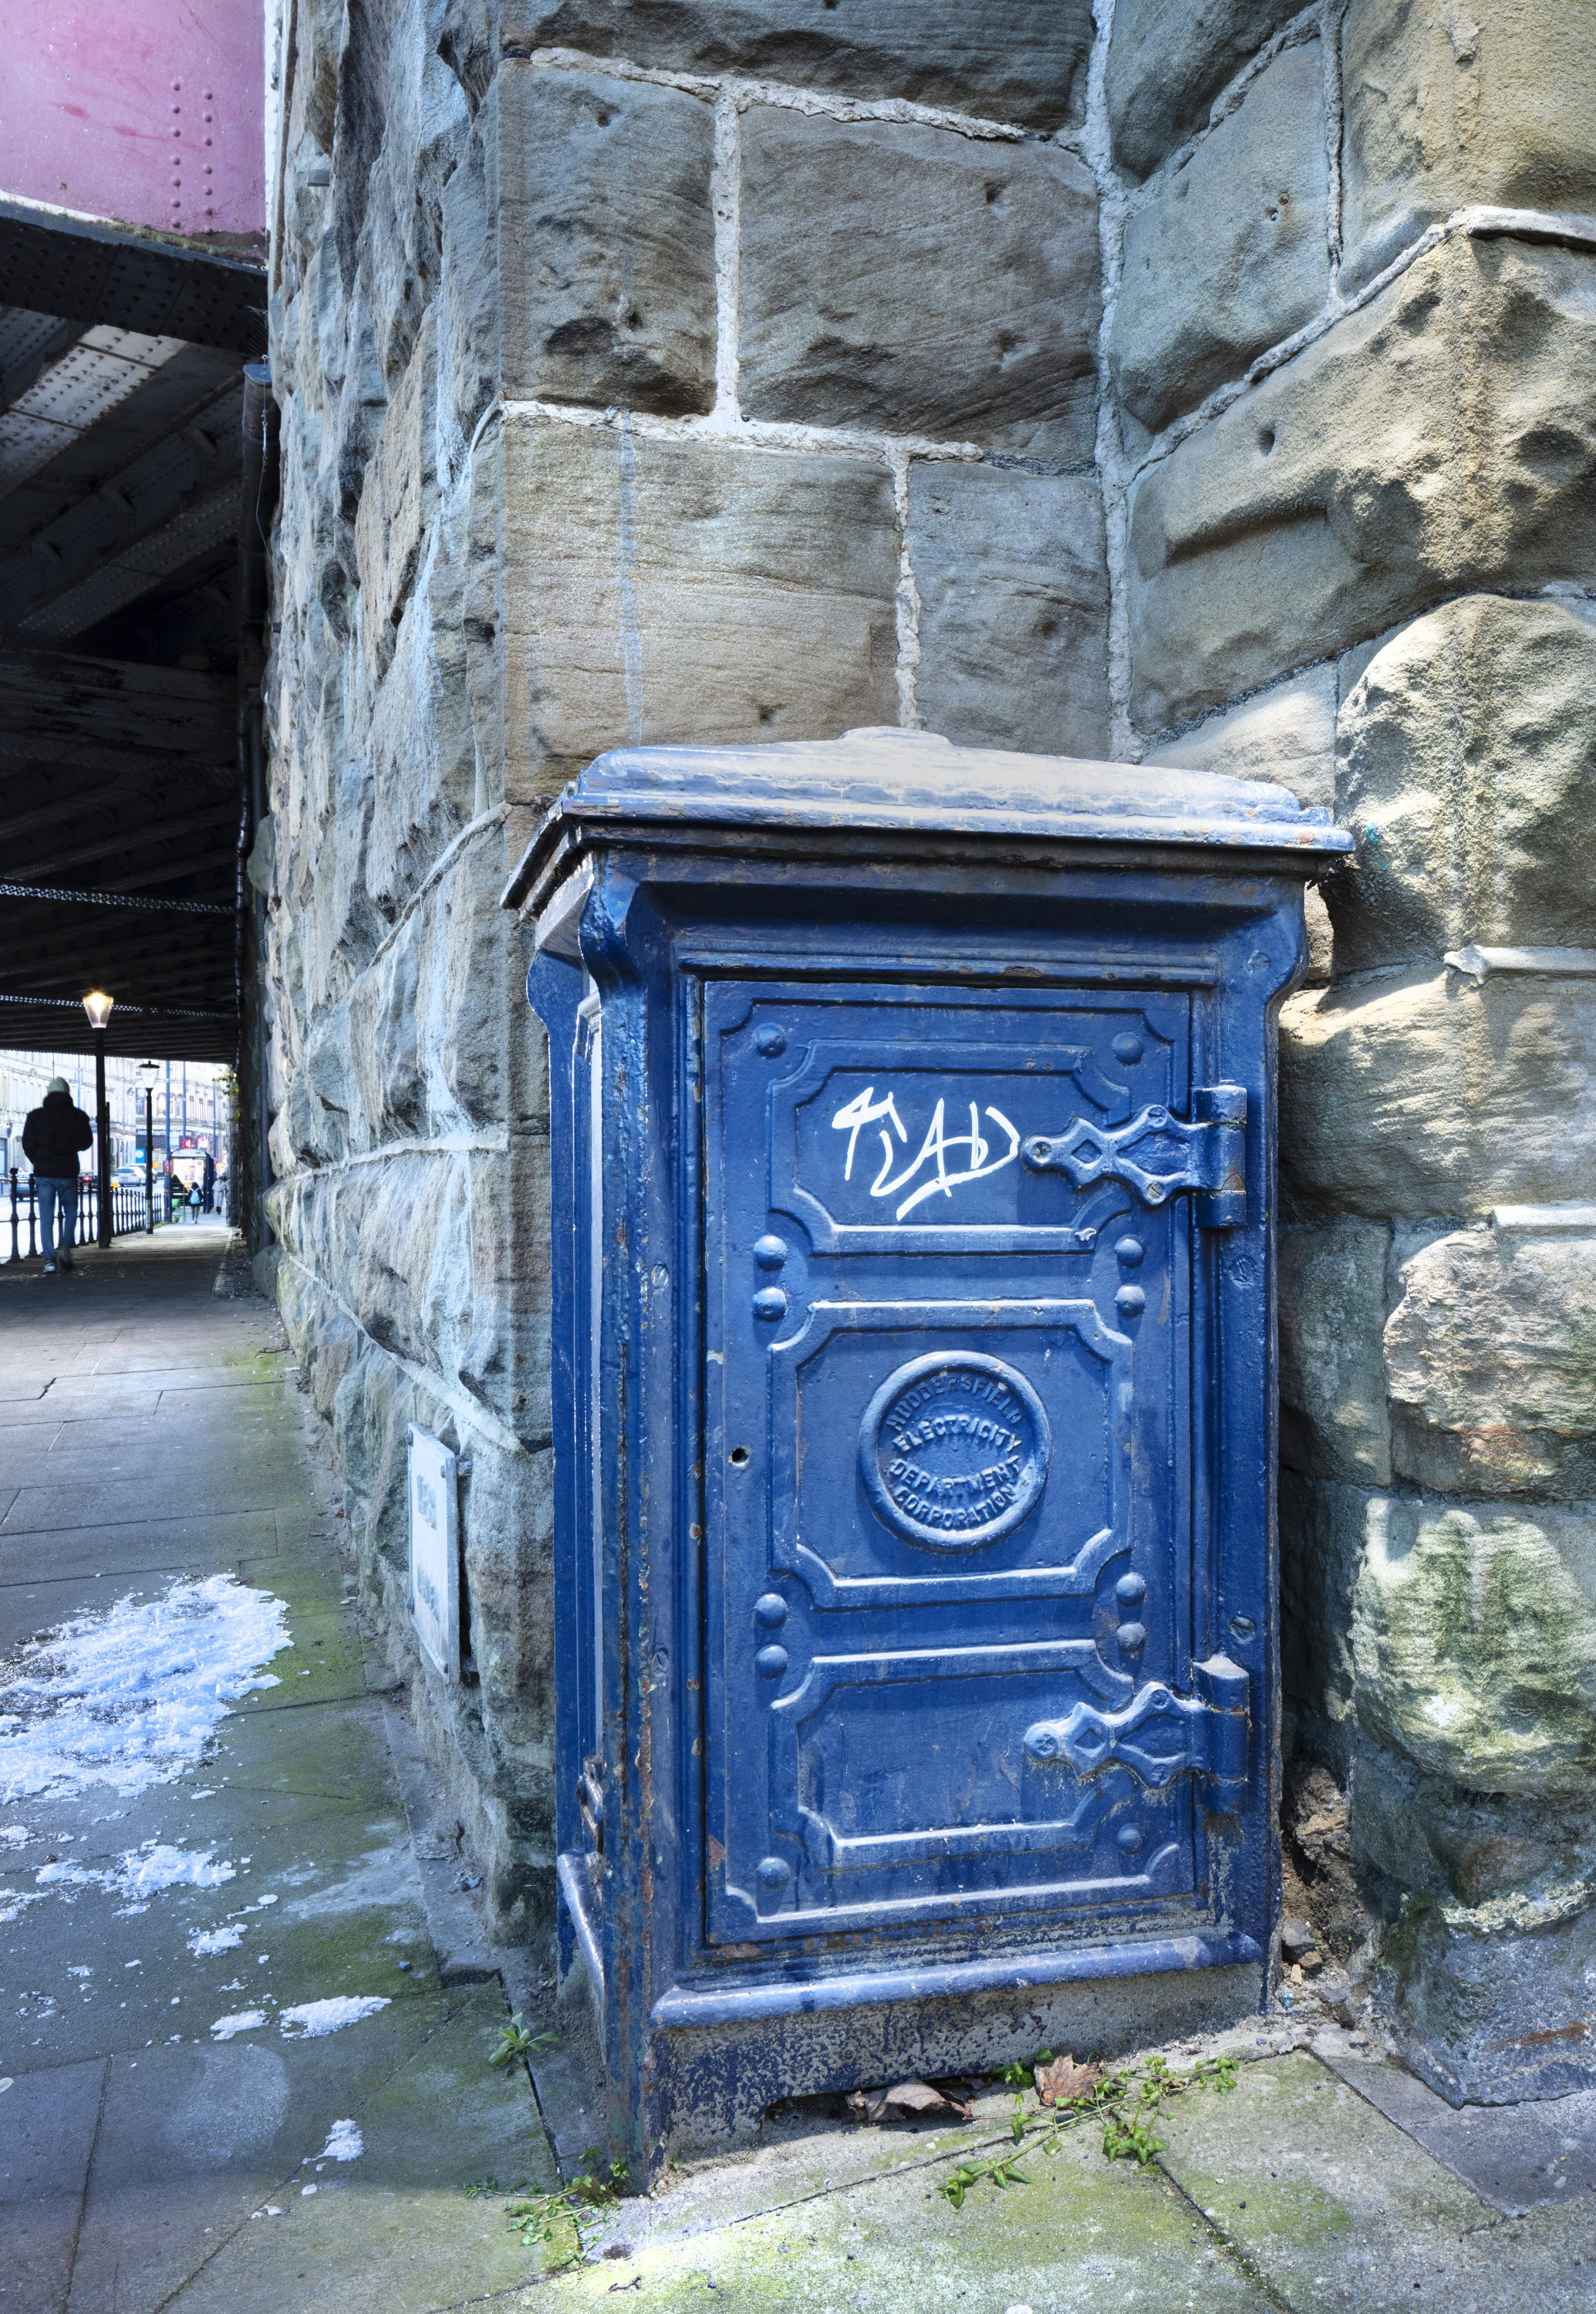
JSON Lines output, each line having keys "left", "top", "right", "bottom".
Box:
{"left": 1353, "top": 1502, "right": 1596, "bottom": 1793}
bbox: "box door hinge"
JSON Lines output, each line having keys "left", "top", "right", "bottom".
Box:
{"left": 1023, "top": 1655, "right": 1250, "bottom": 1806}
{"left": 1021, "top": 1084, "right": 1247, "bottom": 1227}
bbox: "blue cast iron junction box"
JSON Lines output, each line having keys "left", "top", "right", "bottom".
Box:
{"left": 504, "top": 727, "right": 1351, "bottom": 2167}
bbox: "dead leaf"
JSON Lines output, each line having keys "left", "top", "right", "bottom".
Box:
{"left": 1034, "top": 2055, "right": 1103, "bottom": 2107}
{"left": 846, "top": 2080, "right": 972, "bottom": 2125}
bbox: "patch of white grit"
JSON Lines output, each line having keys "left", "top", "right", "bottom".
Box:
{"left": 208, "top": 1998, "right": 390, "bottom": 2044}
{"left": 38, "top": 1840, "right": 237, "bottom": 1912}
{"left": 210, "top": 2009, "right": 269, "bottom": 2041}
{"left": 188, "top": 1921, "right": 246, "bottom": 1956}
{"left": 0, "top": 1574, "right": 290, "bottom": 1804}
{"left": 278, "top": 1995, "right": 390, "bottom": 2039}
{"left": 307, "top": 2118, "right": 364, "bottom": 2163}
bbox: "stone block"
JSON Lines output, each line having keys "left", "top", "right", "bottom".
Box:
{"left": 498, "top": 420, "right": 900, "bottom": 795}
{"left": 297, "top": 751, "right": 385, "bottom": 1006}
{"left": 346, "top": 919, "right": 429, "bottom": 1149}
{"left": 1105, "top": 0, "right": 1294, "bottom": 180}
{"left": 1382, "top": 1877, "right": 1596, "bottom": 2106}
{"left": 501, "top": 0, "right": 1093, "bottom": 133}
{"left": 357, "top": 1155, "right": 484, "bottom": 1378}
{"left": 363, "top": 572, "right": 481, "bottom": 923}
{"left": 332, "top": 285, "right": 391, "bottom": 530}
{"left": 1352, "top": 1491, "right": 1596, "bottom": 1795}
{"left": 1126, "top": 234, "right": 1596, "bottom": 731}
{"left": 737, "top": 109, "right": 1098, "bottom": 457}
{"left": 345, "top": 843, "right": 515, "bottom": 1149}
{"left": 1111, "top": 39, "right": 1329, "bottom": 433}
{"left": 353, "top": 309, "right": 436, "bottom": 686}
{"left": 459, "top": 1442, "right": 555, "bottom": 1741}
{"left": 1279, "top": 1220, "right": 1392, "bottom": 1485}
{"left": 440, "top": 103, "right": 499, "bottom": 441}
{"left": 438, "top": 843, "right": 521, "bottom": 1132}
{"left": 1341, "top": 0, "right": 1596, "bottom": 293}
{"left": 1328, "top": 596, "right": 1596, "bottom": 973}
{"left": 275, "top": 997, "right": 356, "bottom": 1168}
{"left": 1300, "top": 887, "right": 1333, "bottom": 985}
{"left": 1385, "top": 1224, "right": 1596, "bottom": 1499}
{"left": 332, "top": 1334, "right": 418, "bottom": 1577}
{"left": 354, "top": 35, "right": 469, "bottom": 390}
{"left": 1351, "top": 1732, "right": 1596, "bottom": 1913}
{"left": 1145, "top": 663, "right": 1334, "bottom": 809}
{"left": 498, "top": 66, "right": 715, "bottom": 415}
{"left": 907, "top": 463, "right": 1108, "bottom": 757}
{"left": 1279, "top": 1471, "right": 1373, "bottom": 1777}
{"left": 464, "top": 431, "right": 509, "bottom": 801}
{"left": 1281, "top": 970, "right": 1596, "bottom": 1221}
{"left": 309, "top": 1307, "right": 364, "bottom": 1425}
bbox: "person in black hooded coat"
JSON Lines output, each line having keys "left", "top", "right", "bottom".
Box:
{"left": 22, "top": 1077, "right": 93, "bottom": 1273}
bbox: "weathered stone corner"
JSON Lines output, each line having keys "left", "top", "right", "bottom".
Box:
{"left": 1127, "top": 234, "right": 1596, "bottom": 732}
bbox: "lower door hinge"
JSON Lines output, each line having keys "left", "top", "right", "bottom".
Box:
{"left": 1023, "top": 1656, "right": 1250, "bottom": 1806}
{"left": 1021, "top": 1084, "right": 1247, "bottom": 1227}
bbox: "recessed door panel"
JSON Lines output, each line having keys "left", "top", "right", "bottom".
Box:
{"left": 701, "top": 977, "right": 1200, "bottom": 1944}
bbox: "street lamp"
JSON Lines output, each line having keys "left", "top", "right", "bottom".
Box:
{"left": 138, "top": 1058, "right": 160, "bottom": 1233}
{"left": 82, "top": 990, "right": 113, "bottom": 1250}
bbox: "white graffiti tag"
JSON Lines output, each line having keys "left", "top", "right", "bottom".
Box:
{"left": 830, "top": 1087, "right": 1022, "bottom": 1221}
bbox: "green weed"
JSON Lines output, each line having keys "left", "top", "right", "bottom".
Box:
{"left": 504, "top": 2147, "right": 631, "bottom": 2271}
{"left": 938, "top": 2049, "right": 1240, "bottom": 2209}
{"left": 490, "top": 2013, "right": 558, "bottom": 2068}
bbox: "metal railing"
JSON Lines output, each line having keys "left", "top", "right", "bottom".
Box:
{"left": 6, "top": 1174, "right": 171, "bottom": 1261}
{"left": 5, "top": 1171, "right": 231, "bottom": 1261}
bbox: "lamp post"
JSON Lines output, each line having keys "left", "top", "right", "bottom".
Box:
{"left": 138, "top": 1058, "right": 159, "bottom": 1233}
{"left": 82, "top": 990, "right": 114, "bottom": 1250}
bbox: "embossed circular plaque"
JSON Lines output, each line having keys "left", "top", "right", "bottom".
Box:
{"left": 859, "top": 1351, "right": 1050, "bottom": 1551}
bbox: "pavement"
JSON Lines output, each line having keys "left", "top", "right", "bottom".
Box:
{"left": 3, "top": 1226, "right": 1594, "bottom": 2313}
{"left": 1, "top": 1226, "right": 554, "bottom": 2313}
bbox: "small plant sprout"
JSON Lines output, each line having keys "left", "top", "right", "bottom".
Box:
{"left": 488, "top": 2014, "right": 555, "bottom": 2066}
{"left": 936, "top": 2048, "right": 1240, "bottom": 2208}
{"left": 486, "top": 2029, "right": 625, "bottom": 2270}
{"left": 504, "top": 2149, "right": 631, "bottom": 2272}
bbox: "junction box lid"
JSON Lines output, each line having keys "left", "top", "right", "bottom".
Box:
{"left": 501, "top": 725, "right": 1352, "bottom": 919}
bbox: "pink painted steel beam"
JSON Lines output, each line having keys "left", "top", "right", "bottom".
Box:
{"left": 0, "top": 0, "right": 264, "bottom": 247}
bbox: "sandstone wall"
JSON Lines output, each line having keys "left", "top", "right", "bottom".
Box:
{"left": 262, "top": 0, "right": 1596, "bottom": 2094}
{"left": 1112, "top": 2, "right": 1596, "bottom": 2103}
{"left": 260, "top": 0, "right": 1111, "bottom": 1938}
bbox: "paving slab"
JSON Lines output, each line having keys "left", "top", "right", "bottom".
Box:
{"left": 64, "top": 1997, "right": 493, "bottom": 2314}
{"left": 1, "top": 1235, "right": 563, "bottom": 2314}
{"left": 163, "top": 1985, "right": 555, "bottom": 2314}
{"left": 0, "top": 1511, "right": 280, "bottom": 1584}
{"left": 1325, "top": 2053, "right": 1596, "bottom": 2217}
{"left": 0, "top": 1422, "right": 65, "bottom": 1453}
{"left": 0, "top": 1390, "right": 163, "bottom": 1428}
{"left": 512, "top": 2108, "right": 1277, "bottom": 2314}
{"left": 0, "top": 1566, "right": 191, "bottom": 1653}
{"left": 0, "top": 1427, "right": 302, "bottom": 1493}
{"left": 0, "top": 2056, "right": 106, "bottom": 2312}
{"left": 227, "top": 1605, "right": 369, "bottom": 1712}
{"left": 2, "top": 1794, "right": 433, "bottom": 2068}
{"left": 1153, "top": 2048, "right": 1594, "bottom": 2311}
{"left": 2, "top": 1476, "right": 295, "bottom": 1536}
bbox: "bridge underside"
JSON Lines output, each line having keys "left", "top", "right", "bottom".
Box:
{"left": 0, "top": 204, "right": 265, "bottom": 1064}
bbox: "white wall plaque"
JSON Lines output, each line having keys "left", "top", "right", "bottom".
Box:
{"left": 407, "top": 1423, "right": 461, "bottom": 1680}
